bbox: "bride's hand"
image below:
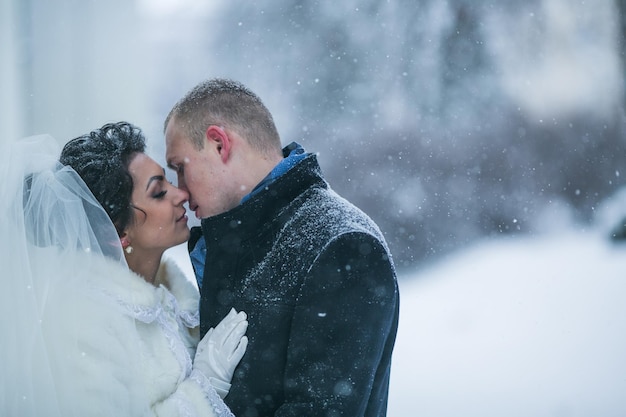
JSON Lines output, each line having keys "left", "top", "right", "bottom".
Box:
{"left": 193, "top": 308, "right": 248, "bottom": 398}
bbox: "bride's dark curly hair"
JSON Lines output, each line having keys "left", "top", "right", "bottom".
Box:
{"left": 59, "top": 122, "right": 145, "bottom": 236}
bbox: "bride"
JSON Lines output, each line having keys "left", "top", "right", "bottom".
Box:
{"left": 0, "top": 122, "right": 247, "bottom": 416}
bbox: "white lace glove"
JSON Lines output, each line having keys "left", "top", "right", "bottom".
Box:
{"left": 193, "top": 308, "right": 248, "bottom": 399}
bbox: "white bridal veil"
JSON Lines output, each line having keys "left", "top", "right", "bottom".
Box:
{"left": 0, "top": 135, "right": 145, "bottom": 416}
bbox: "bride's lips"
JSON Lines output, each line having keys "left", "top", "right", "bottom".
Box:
{"left": 176, "top": 212, "right": 188, "bottom": 223}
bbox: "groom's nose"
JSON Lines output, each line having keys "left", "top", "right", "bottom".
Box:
{"left": 176, "top": 172, "right": 188, "bottom": 192}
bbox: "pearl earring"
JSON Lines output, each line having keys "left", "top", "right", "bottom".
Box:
{"left": 125, "top": 246, "right": 133, "bottom": 254}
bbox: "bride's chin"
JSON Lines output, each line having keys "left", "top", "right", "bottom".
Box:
{"left": 176, "top": 230, "right": 191, "bottom": 246}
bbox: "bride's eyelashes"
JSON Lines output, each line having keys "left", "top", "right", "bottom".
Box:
{"left": 152, "top": 189, "right": 167, "bottom": 199}
{"left": 151, "top": 180, "right": 176, "bottom": 199}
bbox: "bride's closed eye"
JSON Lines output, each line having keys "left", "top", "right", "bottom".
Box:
{"left": 152, "top": 189, "right": 167, "bottom": 199}
{"left": 151, "top": 179, "right": 177, "bottom": 199}
{"left": 145, "top": 171, "right": 170, "bottom": 199}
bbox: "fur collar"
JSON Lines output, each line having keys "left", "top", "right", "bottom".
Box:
{"left": 83, "top": 253, "right": 199, "bottom": 327}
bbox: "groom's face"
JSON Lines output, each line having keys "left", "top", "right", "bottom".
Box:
{"left": 165, "top": 118, "right": 233, "bottom": 219}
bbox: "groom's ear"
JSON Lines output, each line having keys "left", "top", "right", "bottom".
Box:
{"left": 205, "top": 125, "right": 231, "bottom": 163}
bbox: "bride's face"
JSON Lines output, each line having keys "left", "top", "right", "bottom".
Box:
{"left": 124, "top": 152, "right": 190, "bottom": 254}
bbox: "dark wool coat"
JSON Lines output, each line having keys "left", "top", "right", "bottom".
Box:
{"left": 190, "top": 151, "right": 399, "bottom": 417}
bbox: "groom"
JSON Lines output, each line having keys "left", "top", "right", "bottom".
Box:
{"left": 164, "top": 78, "right": 399, "bottom": 417}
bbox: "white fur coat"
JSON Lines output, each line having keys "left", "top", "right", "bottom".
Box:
{"left": 28, "top": 246, "right": 232, "bottom": 417}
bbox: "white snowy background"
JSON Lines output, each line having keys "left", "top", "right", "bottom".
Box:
{"left": 381, "top": 195, "right": 626, "bottom": 417}
{"left": 387, "top": 230, "right": 626, "bottom": 417}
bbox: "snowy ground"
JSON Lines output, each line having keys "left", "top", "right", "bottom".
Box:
{"left": 387, "top": 230, "right": 626, "bottom": 417}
